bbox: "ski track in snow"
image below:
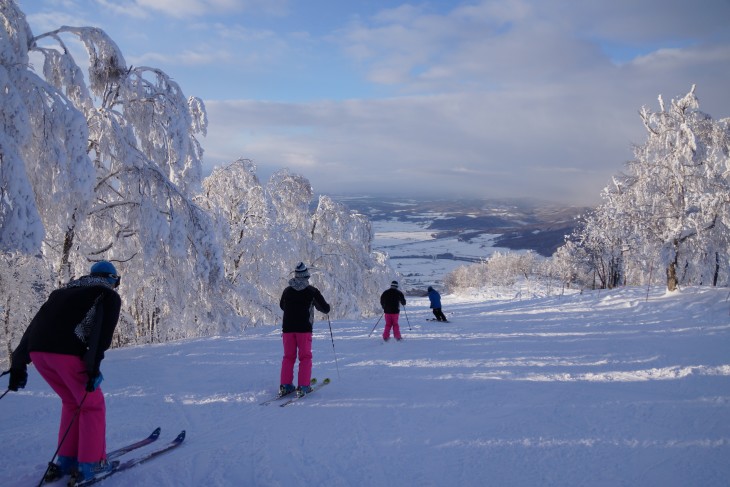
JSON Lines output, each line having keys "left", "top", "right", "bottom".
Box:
{"left": 2, "top": 286, "right": 730, "bottom": 486}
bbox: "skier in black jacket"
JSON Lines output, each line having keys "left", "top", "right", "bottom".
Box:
{"left": 279, "top": 262, "right": 330, "bottom": 397}
{"left": 7, "top": 261, "right": 122, "bottom": 483}
{"left": 380, "top": 280, "right": 406, "bottom": 341}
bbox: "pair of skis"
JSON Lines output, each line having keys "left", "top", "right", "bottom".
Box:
{"left": 50, "top": 376, "right": 329, "bottom": 484}
{"left": 259, "top": 378, "right": 331, "bottom": 407}
{"left": 57, "top": 427, "right": 185, "bottom": 486}
{"left": 258, "top": 377, "right": 316, "bottom": 406}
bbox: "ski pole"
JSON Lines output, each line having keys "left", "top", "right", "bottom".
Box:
{"left": 38, "top": 392, "right": 88, "bottom": 487}
{"left": 403, "top": 305, "right": 412, "bottom": 331}
{"left": 0, "top": 370, "right": 10, "bottom": 400}
{"left": 368, "top": 313, "right": 384, "bottom": 337}
{"left": 326, "top": 315, "right": 340, "bottom": 379}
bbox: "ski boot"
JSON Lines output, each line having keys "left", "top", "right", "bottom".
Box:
{"left": 44, "top": 455, "right": 77, "bottom": 482}
{"left": 75, "top": 459, "right": 114, "bottom": 484}
{"left": 296, "top": 385, "right": 313, "bottom": 397}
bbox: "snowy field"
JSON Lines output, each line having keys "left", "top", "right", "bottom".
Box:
{"left": 3, "top": 286, "right": 730, "bottom": 486}
{"left": 372, "top": 219, "right": 505, "bottom": 289}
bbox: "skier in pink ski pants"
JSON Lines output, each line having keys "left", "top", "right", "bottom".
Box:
{"left": 380, "top": 280, "right": 406, "bottom": 341}
{"left": 7, "top": 261, "right": 122, "bottom": 483}
{"left": 278, "top": 263, "right": 331, "bottom": 396}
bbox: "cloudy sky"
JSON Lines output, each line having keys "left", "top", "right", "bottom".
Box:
{"left": 19, "top": 0, "right": 730, "bottom": 206}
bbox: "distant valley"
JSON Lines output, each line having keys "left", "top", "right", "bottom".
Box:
{"left": 330, "top": 195, "right": 591, "bottom": 289}
{"left": 333, "top": 195, "right": 589, "bottom": 256}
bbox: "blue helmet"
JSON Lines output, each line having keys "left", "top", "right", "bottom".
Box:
{"left": 90, "top": 261, "right": 120, "bottom": 287}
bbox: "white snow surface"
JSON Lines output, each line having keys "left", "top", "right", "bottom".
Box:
{"left": 3, "top": 286, "right": 730, "bottom": 486}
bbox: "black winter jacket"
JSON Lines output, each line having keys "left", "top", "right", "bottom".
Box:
{"left": 11, "top": 276, "right": 122, "bottom": 378}
{"left": 380, "top": 288, "right": 406, "bottom": 314}
{"left": 280, "top": 278, "right": 331, "bottom": 333}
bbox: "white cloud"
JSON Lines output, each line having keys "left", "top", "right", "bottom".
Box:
{"left": 19, "top": 0, "right": 730, "bottom": 205}
{"left": 133, "top": 0, "right": 289, "bottom": 18}
{"left": 25, "top": 11, "right": 96, "bottom": 32}
{"left": 202, "top": 84, "right": 643, "bottom": 205}
{"left": 93, "top": 0, "right": 148, "bottom": 19}
{"left": 130, "top": 47, "right": 233, "bottom": 67}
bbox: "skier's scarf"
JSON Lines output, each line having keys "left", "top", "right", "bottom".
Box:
{"left": 289, "top": 277, "right": 309, "bottom": 291}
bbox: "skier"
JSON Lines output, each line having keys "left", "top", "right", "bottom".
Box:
{"left": 6, "top": 261, "right": 122, "bottom": 483}
{"left": 427, "top": 286, "right": 448, "bottom": 322}
{"left": 279, "top": 262, "right": 331, "bottom": 397}
{"left": 380, "top": 280, "right": 406, "bottom": 341}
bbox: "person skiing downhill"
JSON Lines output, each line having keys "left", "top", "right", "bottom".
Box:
{"left": 279, "top": 262, "right": 331, "bottom": 397}
{"left": 380, "top": 280, "right": 406, "bottom": 341}
{"left": 7, "top": 261, "right": 122, "bottom": 483}
{"left": 427, "top": 286, "right": 448, "bottom": 322}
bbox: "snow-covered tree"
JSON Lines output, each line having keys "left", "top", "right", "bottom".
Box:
{"left": 0, "top": 3, "right": 94, "bottom": 264}
{"left": 310, "top": 195, "right": 393, "bottom": 317}
{"left": 198, "top": 159, "right": 282, "bottom": 326}
{"left": 200, "top": 162, "right": 393, "bottom": 323}
{"left": 541, "top": 242, "right": 581, "bottom": 293}
{"left": 0, "top": 1, "right": 230, "bottom": 348}
{"left": 1, "top": 3, "right": 96, "bottom": 358}
{"left": 444, "top": 251, "right": 543, "bottom": 295}
{"left": 30, "top": 23, "right": 228, "bottom": 341}
{"left": 557, "top": 86, "right": 730, "bottom": 292}
{"left": 443, "top": 261, "right": 488, "bottom": 292}
{"left": 627, "top": 86, "right": 730, "bottom": 290}
{"left": 0, "top": 252, "right": 52, "bottom": 367}
{"left": 567, "top": 201, "right": 627, "bottom": 289}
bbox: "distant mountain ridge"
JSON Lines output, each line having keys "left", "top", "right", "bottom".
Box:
{"left": 329, "top": 195, "right": 591, "bottom": 257}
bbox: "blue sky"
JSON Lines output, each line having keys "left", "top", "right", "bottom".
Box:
{"left": 18, "top": 0, "right": 730, "bottom": 205}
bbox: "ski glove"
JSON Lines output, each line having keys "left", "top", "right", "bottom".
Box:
{"left": 86, "top": 371, "right": 104, "bottom": 392}
{"left": 8, "top": 368, "right": 28, "bottom": 391}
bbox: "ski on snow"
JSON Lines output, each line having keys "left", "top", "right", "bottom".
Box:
{"left": 107, "top": 426, "right": 161, "bottom": 460}
{"left": 279, "top": 378, "right": 330, "bottom": 407}
{"left": 39, "top": 428, "right": 161, "bottom": 485}
{"left": 70, "top": 430, "right": 186, "bottom": 486}
{"left": 259, "top": 378, "right": 317, "bottom": 406}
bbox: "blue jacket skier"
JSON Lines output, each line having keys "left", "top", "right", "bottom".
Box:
{"left": 427, "top": 286, "right": 448, "bottom": 322}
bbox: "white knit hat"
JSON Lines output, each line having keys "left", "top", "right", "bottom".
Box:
{"left": 295, "top": 262, "right": 310, "bottom": 278}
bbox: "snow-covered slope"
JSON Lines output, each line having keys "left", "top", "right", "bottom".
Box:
{"left": 3, "top": 286, "right": 730, "bottom": 486}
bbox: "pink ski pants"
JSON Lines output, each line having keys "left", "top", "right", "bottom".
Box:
{"left": 30, "top": 352, "right": 107, "bottom": 463}
{"left": 280, "top": 332, "right": 313, "bottom": 387}
{"left": 383, "top": 313, "right": 402, "bottom": 341}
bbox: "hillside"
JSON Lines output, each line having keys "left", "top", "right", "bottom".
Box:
{"left": 3, "top": 286, "right": 729, "bottom": 486}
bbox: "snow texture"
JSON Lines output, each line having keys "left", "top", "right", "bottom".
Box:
{"left": 2, "top": 285, "right": 729, "bottom": 486}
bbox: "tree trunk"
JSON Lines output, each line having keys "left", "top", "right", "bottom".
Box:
{"left": 666, "top": 260, "right": 679, "bottom": 291}
{"left": 666, "top": 239, "right": 680, "bottom": 291}
{"left": 60, "top": 209, "right": 79, "bottom": 283}
{"left": 60, "top": 226, "right": 75, "bottom": 283}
